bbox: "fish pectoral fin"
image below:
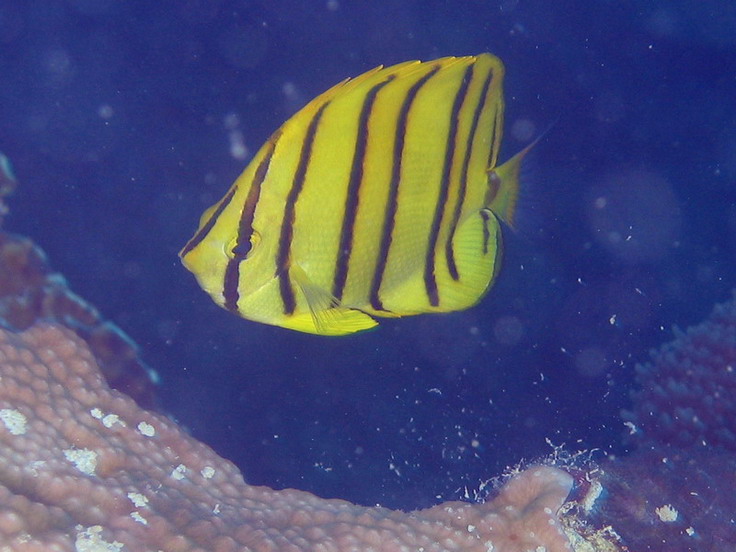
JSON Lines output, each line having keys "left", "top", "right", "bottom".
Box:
{"left": 290, "top": 264, "right": 378, "bottom": 336}
{"left": 290, "top": 264, "right": 338, "bottom": 311}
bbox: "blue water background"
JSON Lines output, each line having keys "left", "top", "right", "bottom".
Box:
{"left": 1, "top": 1, "right": 734, "bottom": 509}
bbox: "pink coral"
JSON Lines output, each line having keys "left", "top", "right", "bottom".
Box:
{"left": 599, "top": 445, "right": 736, "bottom": 551}
{"left": 598, "top": 290, "right": 736, "bottom": 550}
{"left": 0, "top": 323, "right": 580, "bottom": 551}
{"left": 0, "top": 231, "right": 157, "bottom": 409}
{"left": 624, "top": 291, "right": 736, "bottom": 451}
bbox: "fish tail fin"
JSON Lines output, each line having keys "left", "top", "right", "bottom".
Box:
{"left": 486, "top": 137, "right": 538, "bottom": 230}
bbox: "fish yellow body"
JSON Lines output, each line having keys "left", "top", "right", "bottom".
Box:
{"left": 180, "top": 53, "right": 527, "bottom": 336}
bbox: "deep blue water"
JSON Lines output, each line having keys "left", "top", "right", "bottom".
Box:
{"left": 1, "top": 0, "right": 734, "bottom": 510}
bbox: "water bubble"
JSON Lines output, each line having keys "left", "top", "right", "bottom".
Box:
{"left": 585, "top": 170, "right": 681, "bottom": 264}
{"left": 510, "top": 118, "right": 536, "bottom": 142}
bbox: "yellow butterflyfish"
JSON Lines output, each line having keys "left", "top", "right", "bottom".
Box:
{"left": 180, "top": 53, "right": 530, "bottom": 336}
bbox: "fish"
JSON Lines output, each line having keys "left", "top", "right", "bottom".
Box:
{"left": 180, "top": 53, "right": 530, "bottom": 336}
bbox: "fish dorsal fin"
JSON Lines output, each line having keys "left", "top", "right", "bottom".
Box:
{"left": 435, "top": 208, "right": 502, "bottom": 311}
{"left": 289, "top": 265, "right": 378, "bottom": 336}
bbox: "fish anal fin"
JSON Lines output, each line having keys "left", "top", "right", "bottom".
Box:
{"left": 284, "top": 309, "right": 378, "bottom": 336}
{"left": 290, "top": 265, "right": 378, "bottom": 336}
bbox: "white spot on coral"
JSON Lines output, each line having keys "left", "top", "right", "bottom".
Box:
{"left": 64, "top": 448, "right": 97, "bottom": 476}
{"left": 213, "top": 503, "right": 221, "bottom": 514}
{"left": 655, "top": 504, "right": 679, "bottom": 522}
{"left": 137, "top": 421, "right": 155, "bottom": 437}
{"left": 75, "top": 525, "right": 123, "bottom": 552}
{"left": 64, "top": 449, "right": 97, "bottom": 475}
{"left": 467, "top": 524, "right": 475, "bottom": 532}
{"left": 201, "top": 466, "right": 215, "bottom": 479}
{"left": 130, "top": 511, "right": 147, "bottom": 525}
{"left": 102, "top": 414, "right": 125, "bottom": 429}
{"left": 27, "top": 460, "right": 46, "bottom": 476}
{"left": 0, "top": 408, "right": 27, "bottom": 435}
{"left": 685, "top": 526, "right": 696, "bottom": 536}
{"left": 127, "top": 492, "right": 148, "bottom": 508}
{"left": 90, "top": 409, "right": 126, "bottom": 429}
{"left": 171, "top": 464, "right": 187, "bottom": 480}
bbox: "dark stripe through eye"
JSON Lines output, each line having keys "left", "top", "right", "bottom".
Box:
{"left": 222, "top": 138, "right": 277, "bottom": 313}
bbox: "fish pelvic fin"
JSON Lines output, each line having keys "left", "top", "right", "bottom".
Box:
{"left": 289, "top": 264, "right": 378, "bottom": 336}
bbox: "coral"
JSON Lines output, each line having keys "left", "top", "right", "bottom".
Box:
{"left": 623, "top": 291, "right": 736, "bottom": 451}
{"left": 0, "top": 159, "right": 155, "bottom": 409}
{"left": 0, "top": 231, "right": 157, "bottom": 409}
{"left": 594, "top": 290, "right": 736, "bottom": 550}
{"left": 597, "top": 446, "right": 736, "bottom": 551}
{"left": 0, "top": 323, "right": 606, "bottom": 551}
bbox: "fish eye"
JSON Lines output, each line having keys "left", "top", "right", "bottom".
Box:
{"left": 225, "top": 233, "right": 259, "bottom": 260}
{"left": 224, "top": 237, "right": 238, "bottom": 259}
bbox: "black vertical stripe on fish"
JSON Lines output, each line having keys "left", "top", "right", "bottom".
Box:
{"left": 445, "top": 69, "right": 494, "bottom": 280}
{"left": 482, "top": 113, "right": 501, "bottom": 209}
{"left": 423, "top": 63, "right": 474, "bottom": 306}
{"left": 488, "top": 109, "right": 501, "bottom": 169}
{"left": 180, "top": 187, "right": 237, "bottom": 258}
{"left": 223, "top": 138, "right": 278, "bottom": 313}
{"left": 276, "top": 102, "right": 329, "bottom": 315}
{"left": 480, "top": 209, "right": 492, "bottom": 255}
{"left": 332, "top": 77, "right": 394, "bottom": 302}
{"left": 370, "top": 66, "right": 441, "bottom": 311}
